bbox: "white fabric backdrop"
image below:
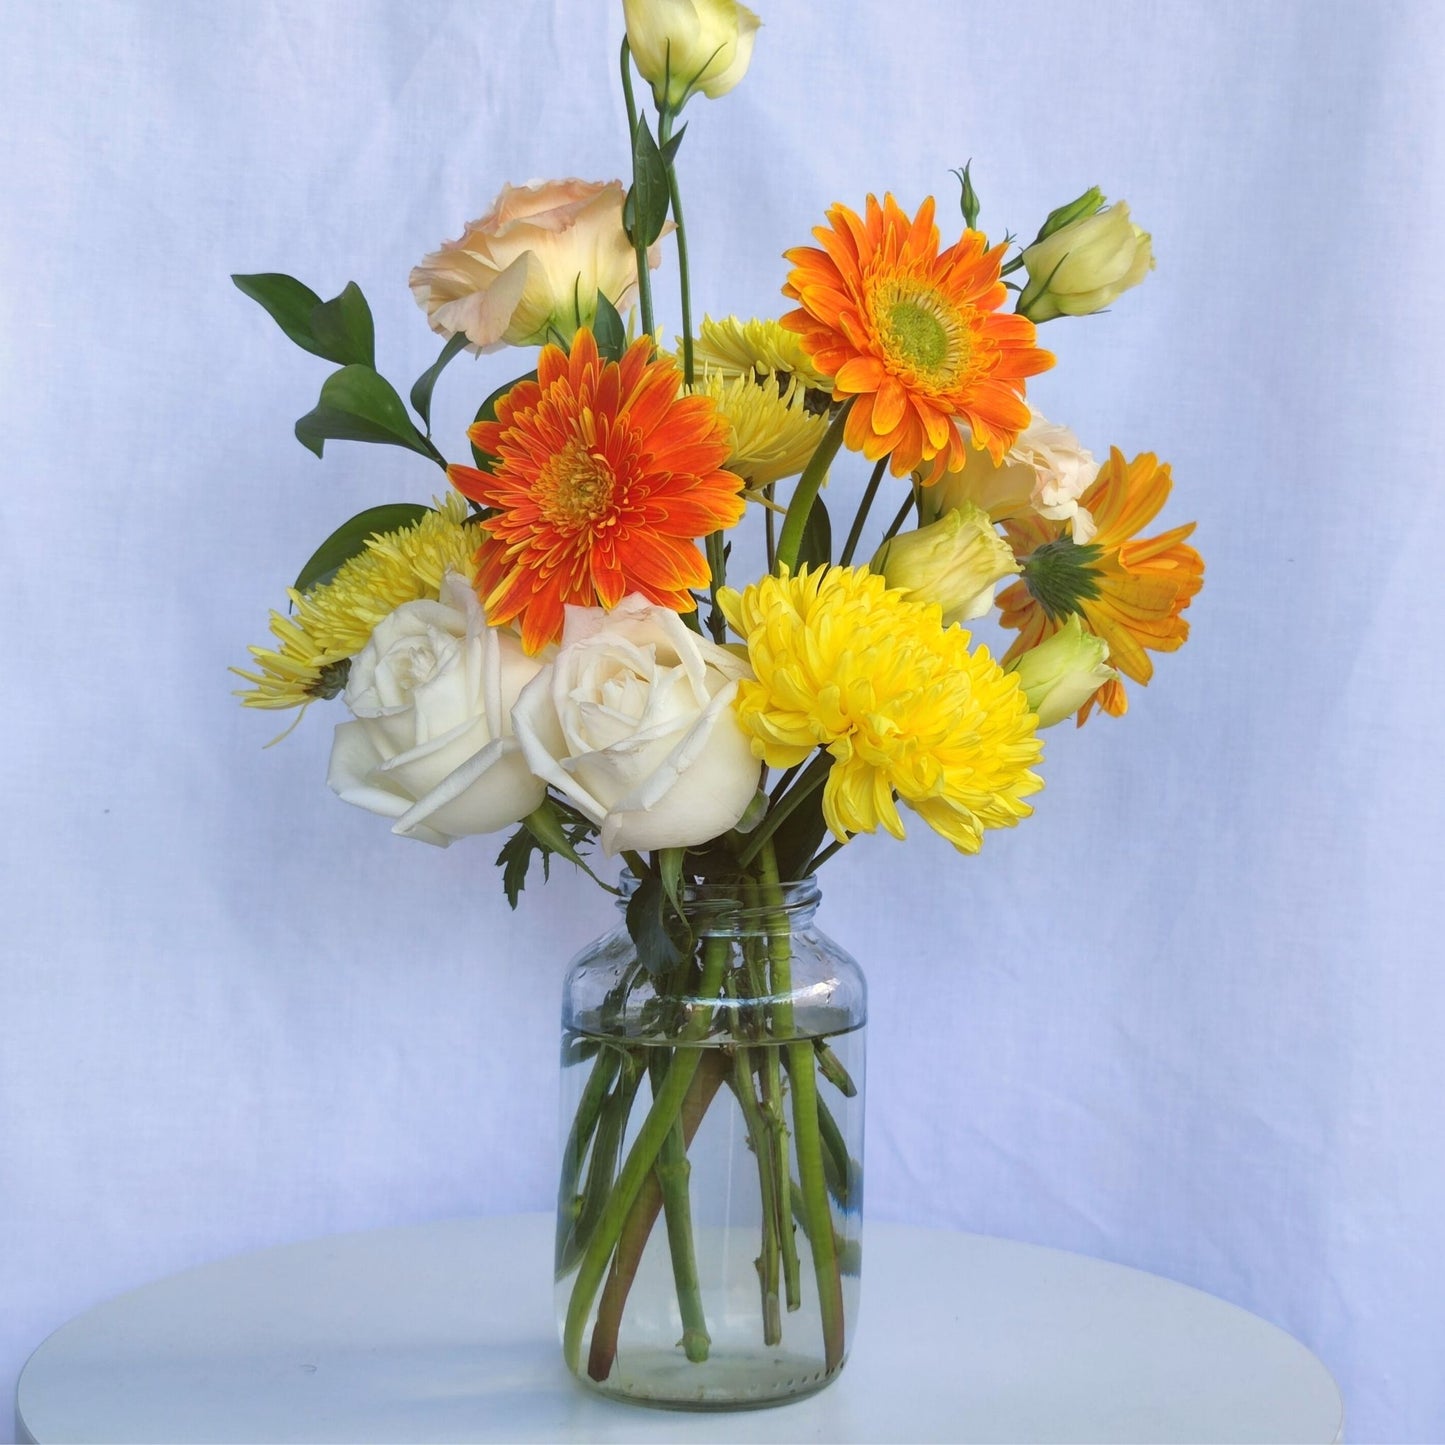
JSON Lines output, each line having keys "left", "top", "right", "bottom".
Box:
{"left": 3, "top": 1, "right": 1443, "bottom": 1439}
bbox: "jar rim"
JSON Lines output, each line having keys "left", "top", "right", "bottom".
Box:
{"left": 615, "top": 868, "right": 821, "bottom": 924}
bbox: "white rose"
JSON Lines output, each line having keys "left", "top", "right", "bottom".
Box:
{"left": 327, "top": 573, "right": 546, "bottom": 845}
{"left": 511, "top": 596, "right": 761, "bottom": 855}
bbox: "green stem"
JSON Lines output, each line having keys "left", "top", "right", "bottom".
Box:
{"left": 619, "top": 41, "right": 657, "bottom": 346}
{"left": 877, "top": 488, "right": 916, "bottom": 549}
{"left": 764, "top": 483, "right": 777, "bottom": 571}
{"left": 658, "top": 111, "right": 694, "bottom": 386}
{"left": 559, "top": 1050, "right": 643, "bottom": 1275}
{"left": 775, "top": 401, "right": 854, "bottom": 575}
{"left": 738, "top": 750, "right": 833, "bottom": 868}
{"left": 758, "top": 840, "right": 846, "bottom": 1372}
{"left": 555, "top": 1045, "right": 623, "bottom": 1275}
{"left": 704, "top": 531, "right": 727, "bottom": 642}
{"left": 587, "top": 1049, "right": 731, "bottom": 1382}
{"left": 817, "top": 1092, "right": 855, "bottom": 1209}
{"left": 744, "top": 877, "right": 801, "bottom": 1313}
{"left": 839, "top": 458, "right": 887, "bottom": 567}
{"left": 805, "top": 837, "right": 847, "bottom": 874}
{"left": 563, "top": 936, "right": 730, "bottom": 1373}
{"left": 648, "top": 1049, "right": 711, "bottom": 1361}
{"left": 723, "top": 995, "right": 782, "bottom": 1345}
{"left": 815, "top": 1038, "right": 858, "bottom": 1098}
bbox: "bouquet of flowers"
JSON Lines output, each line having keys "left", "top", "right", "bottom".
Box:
{"left": 234, "top": 0, "right": 1202, "bottom": 1408}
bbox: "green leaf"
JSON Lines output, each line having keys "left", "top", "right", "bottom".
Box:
{"left": 626, "top": 113, "right": 670, "bottom": 247}
{"left": 770, "top": 766, "right": 833, "bottom": 882}
{"left": 410, "top": 331, "right": 470, "bottom": 433}
{"left": 626, "top": 874, "right": 688, "bottom": 977}
{"left": 656, "top": 847, "right": 694, "bottom": 959}
{"left": 660, "top": 121, "right": 688, "bottom": 166}
{"left": 591, "top": 290, "right": 627, "bottom": 363}
{"left": 294, "top": 365, "right": 438, "bottom": 462}
{"left": 796, "top": 495, "right": 832, "bottom": 572}
{"left": 308, "top": 282, "right": 375, "bottom": 368}
{"left": 470, "top": 369, "right": 537, "bottom": 472}
{"left": 952, "top": 162, "right": 981, "bottom": 232}
{"left": 496, "top": 804, "right": 597, "bottom": 909}
{"left": 292, "top": 503, "right": 432, "bottom": 595}
{"left": 232, "top": 272, "right": 328, "bottom": 358}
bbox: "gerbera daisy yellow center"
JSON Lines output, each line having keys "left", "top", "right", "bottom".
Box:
{"left": 876, "top": 282, "right": 965, "bottom": 383}
{"left": 449, "top": 329, "right": 746, "bottom": 653}
{"left": 539, "top": 438, "right": 616, "bottom": 529}
{"left": 781, "top": 194, "right": 1054, "bottom": 479}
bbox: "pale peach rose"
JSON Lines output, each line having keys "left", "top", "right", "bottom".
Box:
{"left": 409, "top": 179, "right": 664, "bottom": 352}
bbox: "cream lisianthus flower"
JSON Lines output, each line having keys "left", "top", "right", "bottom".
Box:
{"left": 623, "top": 0, "right": 761, "bottom": 111}
{"left": 924, "top": 409, "right": 1101, "bottom": 543}
{"left": 1018, "top": 200, "right": 1154, "bottom": 323}
{"left": 870, "top": 503, "right": 1020, "bottom": 626}
{"left": 1005, "top": 614, "right": 1118, "bottom": 728}
{"left": 409, "top": 179, "right": 663, "bottom": 352}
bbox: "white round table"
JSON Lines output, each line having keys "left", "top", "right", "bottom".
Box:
{"left": 15, "top": 1213, "right": 1343, "bottom": 1444}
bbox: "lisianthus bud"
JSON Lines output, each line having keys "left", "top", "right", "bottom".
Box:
{"left": 623, "top": 0, "right": 761, "bottom": 112}
{"left": 1018, "top": 201, "right": 1154, "bottom": 323}
{"left": 1006, "top": 614, "right": 1117, "bottom": 727}
{"left": 871, "top": 503, "right": 1019, "bottom": 626}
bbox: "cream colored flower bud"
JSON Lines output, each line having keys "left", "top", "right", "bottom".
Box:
{"left": 870, "top": 503, "right": 1020, "bottom": 626}
{"left": 1006, "top": 614, "right": 1118, "bottom": 728}
{"left": 1019, "top": 201, "right": 1154, "bottom": 322}
{"left": 623, "top": 0, "right": 761, "bottom": 111}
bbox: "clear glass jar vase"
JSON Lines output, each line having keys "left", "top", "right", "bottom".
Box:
{"left": 555, "top": 875, "right": 865, "bottom": 1409}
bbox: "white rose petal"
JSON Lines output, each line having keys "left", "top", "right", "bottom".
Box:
{"left": 326, "top": 572, "right": 547, "bottom": 846}
{"left": 512, "top": 595, "right": 760, "bottom": 855}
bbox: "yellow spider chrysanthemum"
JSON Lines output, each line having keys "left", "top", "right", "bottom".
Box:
{"left": 233, "top": 493, "right": 483, "bottom": 712}
{"left": 719, "top": 566, "right": 1043, "bottom": 853}
{"left": 688, "top": 315, "right": 832, "bottom": 391}
{"left": 700, "top": 370, "right": 831, "bottom": 490}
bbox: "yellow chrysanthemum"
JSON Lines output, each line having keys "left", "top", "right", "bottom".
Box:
{"left": 700, "top": 370, "right": 831, "bottom": 489}
{"left": 233, "top": 494, "right": 483, "bottom": 712}
{"left": 688, "top": 315, "right": 833, "bottom": 391}
{"left": 719, "top": 566, "right": 1043, "bottom": 853}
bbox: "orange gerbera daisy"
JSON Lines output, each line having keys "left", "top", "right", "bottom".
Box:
{"left": 448, "top": 329, "right": 745, "bottom": 653}
{"left": 997, "top": 449, "right": 1203, "bottom": 725}
{"left": 781, "top": 193, "right": 1054, "bottom": 483}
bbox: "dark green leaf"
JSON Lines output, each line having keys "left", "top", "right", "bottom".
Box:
{"left": 591, "top": 290, "right": 627, "bottom": 362}
{"left": 308, "top": 282, "right": 375, "bottom": 368}
{"left": 796, "top": 495, "right": 832, "bottom": 572}
{"left": 626, "top": 874, "right": 687, "bottom": 976}
{"left": 627, "top": 113, "right": 670, "bottom": 247}
{"left": 293, "top": 503, "right": 432, "bottom": 594}
{"left": 660, "top": 121, "right": 688, "bottom": 165}
{"left": 497, "top": 826, "right": 540, "bottom": 910}
{"left": 470, "top": 370, "right": 537, "bottom": 472}
{"left": 294, "top": 365, "right": 437, "bottom": 461}
{"left": 410, "top": 331, "right": 470, "bottom": 432}
{"left": 770, "top": 775, "right": 832, "bottom": 882}
{"left": 496, "top": 805, "right": 597, "bottom": 909}
{"left": 232, "top": 272, "right": 328, "bottom": 358}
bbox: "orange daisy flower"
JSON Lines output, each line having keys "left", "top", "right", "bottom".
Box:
{"left": 997, "top": 449, "right": 1203, "bottom": 724}
{"left": 781, "top": 193, "right": 1054, "bottom": 483}
{"left": 448, "top": 329, "right": 745, "bottom": 653}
